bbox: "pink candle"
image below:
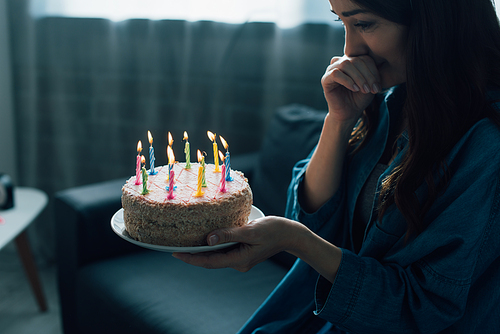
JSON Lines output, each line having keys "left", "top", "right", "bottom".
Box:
{"left": 167, "top": 146, "right": 176, "bottom": 199}
{"left": 218, "top": 150, "right": 226, "bottom": 192}
{"left": 220, "top": 164, "right": 227, "bottom": 192}
{"left": 135, "top": 141, "right": 143, "bottom": 185}
{"left": 167, "top": 169, "right": 176, "bottom": 199}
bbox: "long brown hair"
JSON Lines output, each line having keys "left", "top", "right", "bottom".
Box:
{"left": 349, "top": 0, "right": 500, "bottom": 237}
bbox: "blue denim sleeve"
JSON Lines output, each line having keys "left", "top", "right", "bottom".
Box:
{"left": 313, "top": 119, "right": 500, "bottom": 333}
{"left": 285, "top": 156, "right": 346, "bottom": 236}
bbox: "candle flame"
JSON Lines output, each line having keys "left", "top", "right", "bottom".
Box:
{"left": 141, "top": 155, "right": 146, "bottom": 164}
{"left": 219, "top": 135, "right": 228, "bottom": 150}
{"left": 137, "top": 140, "right": 142, "bottom": 153}
{"left": 197, "top": 149, "right": 202, "bottom": 162}
{"left": 218, "top": 150, "right": 225, "bottom": 161}
{"left": 148, "top": 131, "right": 153, "bottom": 144}
{"left": 207, "top": 131, "right": 215, "bottom": 142}
{"left": 168, "top": 132, "right": 173, "bottom": 146}
{"left": 167, "top": 145, "right": 175, "bottom": 163}
{"left": 183, "top": 131, "right": 188, "bottom": 141}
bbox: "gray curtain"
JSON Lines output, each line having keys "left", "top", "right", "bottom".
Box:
{"left": 0, "top": 0, "right": 16, "bottom": 180}
{"left": 7, "top": 0, "right": 345, "bottom": 263}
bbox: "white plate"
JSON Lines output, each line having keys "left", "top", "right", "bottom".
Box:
{"left": 111, "top": 205, "right": 264, "bottom": 253}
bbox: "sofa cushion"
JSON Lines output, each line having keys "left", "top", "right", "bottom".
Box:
{"left": 248, "top": 104, "right": 326, "bottom": 269}
{"left": 76, "top": 250, "right": 288, "bottom": 334}
{"left": 252, "top": 104, "right": 326, "bottom": 217}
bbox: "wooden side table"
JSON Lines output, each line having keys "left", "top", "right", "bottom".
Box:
{"left": 0, "top": 187, "right": 49, "bottom": 312}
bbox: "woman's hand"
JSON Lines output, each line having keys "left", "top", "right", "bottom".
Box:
{"left": 172, "top": 216, "right": 304, "bottom": 272}
{"left": 173, "top": 216, "right": 343, "bottom": 284}
{"left": 321, "top": 55, "right": 381, "bottom": 123}
{"left": 299, "top": 55, "right": 382, "bottom": 213}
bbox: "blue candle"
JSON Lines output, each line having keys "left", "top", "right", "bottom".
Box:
{"left": 220, "top": 135, "right": 233, "bottom": 181}
{"left": 225, "top": 151, "right": 233, "bottom": 181}
{"left": 148, "top": 131, "right": 158, "bottom": 175}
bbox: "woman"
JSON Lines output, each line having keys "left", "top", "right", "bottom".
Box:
{"left": 174, "top": 0, "right": 500, "bottom": 332}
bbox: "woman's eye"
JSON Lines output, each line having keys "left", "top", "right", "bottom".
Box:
{"left": 354, "top": 21, "right": 374, "bottom": 31}
{"left": 334, "top": 16, "right": 344, "bottom": 26}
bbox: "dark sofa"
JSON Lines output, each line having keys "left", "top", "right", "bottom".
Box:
{"left": 55, "top": 104, "right": 327, "bottom": 334}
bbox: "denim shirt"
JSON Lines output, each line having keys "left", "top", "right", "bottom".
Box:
{"left": 238, "top": 86, "right": 500, "bottom": 334}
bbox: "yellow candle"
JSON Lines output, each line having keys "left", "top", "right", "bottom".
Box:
{"left": 207, "top": 131, "right": 220, "bottom": 172}
{"left": 194, "top": 150, "right": 205, "bottom": 197}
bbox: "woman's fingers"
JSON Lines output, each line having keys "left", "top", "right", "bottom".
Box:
{"left": 347, "top": 56, "right": 380, "bottom": 93}
{"left": 356, "top": 55, "right": 380, "bottom": 80}
{"left": 172, "top": 244, "right": 254, "bottom": 271}
{"left": 326, "top": 55, "right": 381, "bottom": 94}
{"left": 330, "top": 55, "right": 342, "bottom": 65}
{"left": 323, "top": 65, "right": 361, "bottom": 93}
{"left": 207, "top": 220, "right": 258, "bottom": 246}
{"left": 172, "top": 217, "right": 300, "bottom": 272}
{"left": 355, "top": 55, "right": 381, "bottom": 93}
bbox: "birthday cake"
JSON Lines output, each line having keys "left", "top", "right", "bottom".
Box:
{"left": 121, "top": 163, "right": 253, "bottom": 247}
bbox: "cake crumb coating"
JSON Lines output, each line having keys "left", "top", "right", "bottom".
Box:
{"left": 121, "top": 163, "right": 253, "bottom": 247}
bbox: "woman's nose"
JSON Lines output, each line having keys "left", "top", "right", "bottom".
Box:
{"left": 343, "top": 29, "right": 367, "bottom": 57}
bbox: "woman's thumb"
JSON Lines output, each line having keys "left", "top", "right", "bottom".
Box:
{"left": 207, "top": 228, "right": 237, "bottom": 246}
{"left": 208, "top": 233, "right": 220, "bottom": 246}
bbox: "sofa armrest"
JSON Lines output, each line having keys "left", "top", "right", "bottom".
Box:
{"left": 55, "top": 178, "right": 139, "bottom": 267}
{"left": 55, "top": 178, "right": 139, "bottom": 334}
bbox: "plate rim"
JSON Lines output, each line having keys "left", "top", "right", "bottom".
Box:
{"left": 111, "top": 205, "right": 264, "bottom": 253}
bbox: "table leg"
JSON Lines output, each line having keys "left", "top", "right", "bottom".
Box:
{"left": 14, "top": 230, "right": 48, "bottom": 312}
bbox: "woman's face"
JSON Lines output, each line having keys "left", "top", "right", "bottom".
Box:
{"left": 329, "top": 0, "right": 408, "bottom": 89}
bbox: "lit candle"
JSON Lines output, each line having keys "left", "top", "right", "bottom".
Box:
{"left": 165, "top": 145, "right": 177, "bottom": 191}
{"left": 207, "top": 131, "right": 220, "bottom": 172}
{"left": 135, "top": 140, "right": 142, "bottom": 185}
{"left": 193, "top": 150, "right": 204, "bottom": 197}
{"left": 168, "top": 169, "right": 175, "bottom": 199}
{"left": 148, "top": 131, "right": 157, "bottom": 175}
{"left": 167, "top": 146, "right": 176, "bottom": 200}
{"left": 183, "top": 131, "right": 191, "bottom": 169}
{"left": 201, "top": 151, "right": 207, "bottom": 187}
{"left": 219, "top": 135, "right": 233, "bottom": 181}
{"left": 141, "top": 156, "right": 149, "bottom": 195}
{"left": 168, "top": 132, "right": 174, "bottom": 152}
{"left": 166, "top": 132, "right": 174, "bottom": 182}
{"left": 218, "top": 150, "right": 226, "bottom": 192}
{"left": 167, "top": 145, "right": 174, "bottom": 174}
